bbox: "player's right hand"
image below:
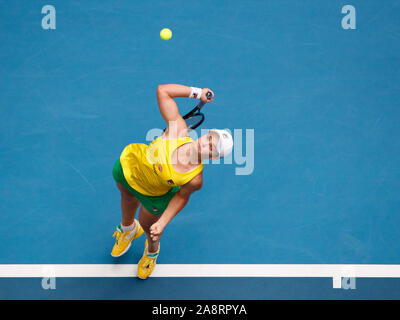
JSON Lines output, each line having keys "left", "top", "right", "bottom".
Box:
{"left": 149, "top": 221, "right": 165, "bottom": 241}
{"left": 201, "top": 88, "right": 214, "bottom": 103}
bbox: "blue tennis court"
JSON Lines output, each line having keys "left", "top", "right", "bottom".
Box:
{"left": 1, "top": 0, "right": 400, "bottom": 299}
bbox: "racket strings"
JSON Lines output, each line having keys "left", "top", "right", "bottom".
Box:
{"left": 185, "top": 114, "right": 204, "bottom": 129}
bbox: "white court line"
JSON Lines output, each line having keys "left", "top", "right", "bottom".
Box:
{"left": 1, "top": 264, "right": 400, "bottom": 288}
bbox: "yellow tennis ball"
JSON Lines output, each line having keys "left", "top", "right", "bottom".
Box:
{"left": 160, "top": 28, "right": 172, "bottom": 40}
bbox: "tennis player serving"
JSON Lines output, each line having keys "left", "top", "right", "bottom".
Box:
{"left": 111, "top": 84, "right": 233, "bottom": 279}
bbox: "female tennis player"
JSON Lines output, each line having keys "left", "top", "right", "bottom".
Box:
{"left": 111, "top": 84, "right": 233, "bottom": 279}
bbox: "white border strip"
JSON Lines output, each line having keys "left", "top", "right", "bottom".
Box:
{"left": 1, "top": 264, "right": 400, "bottom": 288}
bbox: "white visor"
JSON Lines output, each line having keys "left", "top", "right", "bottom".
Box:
{"left": 209, "top": 129, "right": 233, "bottom": 157}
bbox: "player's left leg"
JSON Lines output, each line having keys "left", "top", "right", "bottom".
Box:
{"left": 137, "top": 205, "right": 162, "bottom": 279}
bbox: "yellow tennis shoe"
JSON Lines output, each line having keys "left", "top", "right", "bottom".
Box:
{"left": 111, "top": 220, "right": 144, "bottom": 257}
{"left": 137, "top": 239, "right": 160, "bottom": 279}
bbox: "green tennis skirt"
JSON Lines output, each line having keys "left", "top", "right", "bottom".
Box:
{"left": 112, "top": 159, "right": 179, "bottom": 215}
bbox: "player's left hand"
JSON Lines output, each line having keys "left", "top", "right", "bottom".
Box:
{"left": 200, "top": 88, "right": 214, "bottom": 103}
{"left": 149, "top": 221, "right": 165, "bottom": 241}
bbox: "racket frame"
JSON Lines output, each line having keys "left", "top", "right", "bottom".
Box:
{"left": 163, "top": 91, "right": 212, "bottom": 131}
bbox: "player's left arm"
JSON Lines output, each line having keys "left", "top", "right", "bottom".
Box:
{"left": 157, "top": 84, "right": 214, "bottom": 139}
{"left": 157, "top": 84, "right": 191, "bottom": 124}
{"left": 149, "top": 172, "right": 203, "bottom": 241}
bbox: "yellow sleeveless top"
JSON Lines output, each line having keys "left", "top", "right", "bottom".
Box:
{"left": 119, "top": 136, "right": 204, "bottom": 196}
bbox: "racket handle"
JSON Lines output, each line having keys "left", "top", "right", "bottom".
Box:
{"left": 198, "top": 91, "right": 213, "bottom": 109}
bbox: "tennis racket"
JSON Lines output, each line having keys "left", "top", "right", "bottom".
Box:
{"left": 182, "top": 91, "right": 212, "bottom": 129}
{"left": 163, "top": 91, "right": 212, "bottom": 132}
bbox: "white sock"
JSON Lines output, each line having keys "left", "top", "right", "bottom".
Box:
{"left": 121, "top": 221, "right": 136, "bottom": 233}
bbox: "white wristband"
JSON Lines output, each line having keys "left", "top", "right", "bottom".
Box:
{"left": 189, "top": 87, "right": 202, "bottom": 99}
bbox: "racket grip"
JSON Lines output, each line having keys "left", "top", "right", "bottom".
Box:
{"left": 197, "top": 91, "right": 213, "bottom": 109}
{"left": 198, "top": 101, "right": 206, "bottom": 109}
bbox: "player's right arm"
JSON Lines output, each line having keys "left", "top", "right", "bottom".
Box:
{"left": 149, "top": 172, "right": 203, "bottom": 241}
